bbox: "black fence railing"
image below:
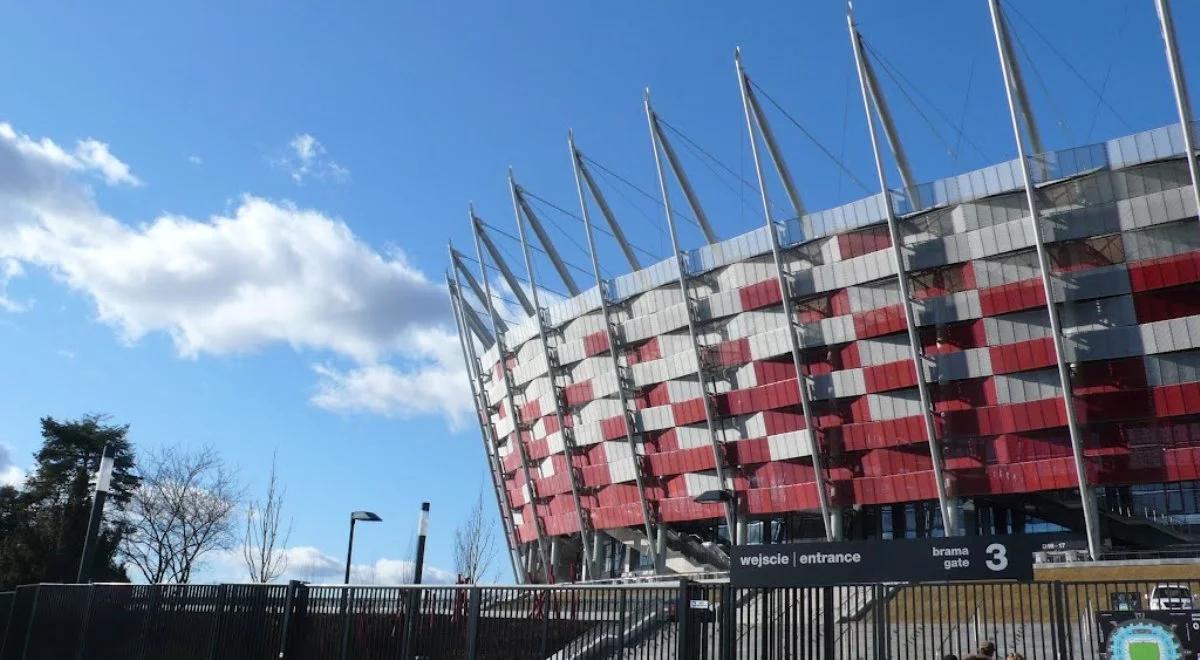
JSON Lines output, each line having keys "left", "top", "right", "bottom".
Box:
{"left": 0, "top": 578, "right": 1196, "bottom": 659}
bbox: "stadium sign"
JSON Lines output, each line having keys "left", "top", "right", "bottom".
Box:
{"left": 731, "top": 535, "right": 1069, "bottom": 587}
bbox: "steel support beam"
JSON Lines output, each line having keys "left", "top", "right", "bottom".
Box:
{"left": 847, "top": 10, "right": 957, "bottom": 536}
{"left": 470, "top": 206, "right": 554, "bottom": 582}
{"left": 644, "top": 89, "right": 738, "bottom": 542}
{"left": 995, "top": 2, "right": 1046, "bottom": 160}
{"left": 452, "top": 246, "right": 506, "bottom": 334}
{"left": 735, "top": 50, "right": 836, "bottom": 541}
{"left": 646, "top": 99, "right": 719, "bottom": 244}
{"left": 456, "top": 283, "right": 499, "bottom": 343}
{"left": 512, "top": 185, "right": 582, "bottom": 296}
{"left": 1156, "top": 0, "right": 1200, "bottom": 219}
{"left": 447, "top": 252, "right": 495, "bottom": 346}
{"left": 854, "top": 29, "right": 921, "bottom": 211}
{"left": 568, "top": 130, "right": 660, "bottom": 570}
{"left": 447, "top": 270, "right": 523, "bottom": 582}
{"left": 572, "top": 146, "right": 642, "bottom": 271}
{"left": 989, "top": 0, "right": 1101, "bottom": 559}
{"left": 741, "top": 67, "right": 807, "bottom": 223}
{"left": 509, "top": 170, "right": 593, "bottom": 577}
{"left": 472, "top": 213, "right": 536, "bottom": 316}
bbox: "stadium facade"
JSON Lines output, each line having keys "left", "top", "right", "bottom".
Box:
{"left": 447, "top": 0, "right": 1200, "bottom": 582}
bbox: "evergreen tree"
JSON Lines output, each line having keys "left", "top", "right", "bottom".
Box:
{"left": 0, "top": 415, "right": 137, "bottom": 588}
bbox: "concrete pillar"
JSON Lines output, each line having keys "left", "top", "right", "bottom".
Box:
{"left": 592, "top": 532, "right": 606, "bottom": 579}
{"left": 550, "top": 537, "right": 561, "bottom": 577}
{"left": 963, "top": 499, "right": 979, "bottom": 536}
{"left": 829, "top": 508, "right": 846, "bottom": 540}
{"left": 944, "top": 500, "right": 962, "bottom": 537}
{"left": 524, "top": 544, "right": 536, "bottom": 579}
{"left": 655, "top": 525, "right": 667, "bottom": 574}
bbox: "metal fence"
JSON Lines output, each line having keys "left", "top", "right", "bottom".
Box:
{"left": 0, "top": 578, "right": 1196, "bottom": 659}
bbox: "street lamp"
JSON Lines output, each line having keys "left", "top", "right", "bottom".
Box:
{"left": 344, "top": 511, "right": 382, "bottom": 584}
{"left": 694, "top": 489, "right": 738, "bottom": 546}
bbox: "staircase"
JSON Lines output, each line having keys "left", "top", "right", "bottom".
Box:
{"left": 987, "top": 493, "right": 1200, "bottom": 549}
{"left": 604, "top": 527, "right": 730, "bottom": 574}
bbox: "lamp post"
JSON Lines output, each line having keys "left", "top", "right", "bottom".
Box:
{"left": 344, "top": 511, "right": 382, "bottom": 584}
{"left": 77, "top": 443, "right": 116, "bottom": 583}
{"left": 413, "top": 502, "right": 430, "bottom": 584}
{"left": 694, "top": 489, "right": 738, "bottom": 546}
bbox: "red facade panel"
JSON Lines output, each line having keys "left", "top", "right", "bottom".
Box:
{"left": 989, "top": 337, "right": 1056, "bottom": 374}
{"left": 583, "top": 330, "right": 610, "bottom": 357}
{"left": 852, "top": 305, "right": 907, "bottom": 339}
{"left": 738, "top": 279, "right": 782, "bottom": 312}
{"left": 563, "top": 380, "right": 594, "bottom": 406}
{"left": 1133, "top": 284, "right": 1200, "bottom": 323}
{"left": 837, "top": 225, "right": 891, "bottom": 260}
{"left": 863, "top": 360, "right": 918, "bottom": 393}
{"left": 1128, "top": 249, "right": 1200, "bottom": 292}
{"left": 978, "top": 278, "right": 1046, "bottom": 317}
{"left": 920, "top": 320, "right": 987, "bottom": 355}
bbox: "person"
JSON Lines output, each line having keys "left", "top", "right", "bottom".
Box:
{"left": 1005, "top": 654, "right": 1024, "bottom": 660}
{"left": 942, "top": 655, "right": 959, "bottom": 660}
{"left": 964, "top": 641, "right": 997, "bottom": 660}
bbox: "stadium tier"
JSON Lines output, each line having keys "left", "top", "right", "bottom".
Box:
{"left": 448, "top": 4, "right": 1200, "bottom": 583}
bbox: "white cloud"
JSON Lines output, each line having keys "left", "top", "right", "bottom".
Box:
{"left": 0, "top": 258, "right": 25, "bottom": 312}
{"left": 275, "top": 133, "right": 349, "bottom": 185}
{"left": 0, "top": 444, "right": 25, "bottom": 488}
{"left": 187, "top": 155, "right": 203, "bottom": 166}
{"left": 0, "top": 123, "right": 141, "bottom": 188}
{"left": 202, "top": 545, "right": 454, "bottom": 585}
{"left": 0, "top": 120, "right": 471, "bottom": 423}
{"left": 310, "top": 327, "right": 473, "bottom": 427}
{"left": 75, "top": 138, "right": 143, "bottom": 186}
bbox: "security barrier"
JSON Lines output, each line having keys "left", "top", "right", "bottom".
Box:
{"left": 0, "top": 578, "right": 1197, "bottom": 659}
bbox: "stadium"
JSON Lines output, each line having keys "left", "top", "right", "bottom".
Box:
{"left": 446, "top": 1, "right": 1200, "bottom": 583}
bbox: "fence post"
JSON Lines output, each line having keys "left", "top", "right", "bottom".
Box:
{"left": 137, "top": 584, "right": 162, "bottom": 660}
{"left": 618, "top": 588, "right": 628, "bottom": 652}
{"left": 339, "top": 587, "right": 355, "bottom": 660}
{"left": 871, "top": 583, "right": 888, "bottom": 660}
{"left": 760, "top": 585, "right": 771, "bottom": 654}
{"left": 277, "top": 580, "right": 304, "bottom": 660}
{"left": 675, "top": 580, "right": 692, "bottom": 660}
{"left": 821, "top": 585, "right": 834, "bottom": 660}
{"left": 0, "top": 592, "right": 14, "bottom": 660}
{"left": 719, "top": 583, "right": 735, "bottom": 660}
{"left": 538, "top": 590, "right": 550, "bottom": 659}
{"left": 464, "top": 587, "right": 482, "bottom": 660}
{"left": 74, "top": 584, "right": 96, "bottom": 660}
{"left": 402, "top": 588, "right": 421, "bottom": 660}
{"left": 1051, "top": 581, "right": 1069, "bottom": 660}
{"left": 19, "top": 585, "right": 41, "bottom": 660}
{"left": 208, "top": 584, "right": 229, "bottom": 660}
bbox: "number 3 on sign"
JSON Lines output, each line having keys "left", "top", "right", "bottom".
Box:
{"left": 985, "top": 543, "right": 1008, "bottom": 571}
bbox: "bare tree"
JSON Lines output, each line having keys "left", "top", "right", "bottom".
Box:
{"left": 242, "top": 451, "right": 291, "bottom": 583}
{"left": 121, "top": 445, "right": 240, "bottom": 583}
{"left": 453, "top": 487, "right": 497, "bottom": 583}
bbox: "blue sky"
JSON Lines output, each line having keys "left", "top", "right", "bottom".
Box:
{"left": 0, "top": 1, "right": 1196, "bottom": 583}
